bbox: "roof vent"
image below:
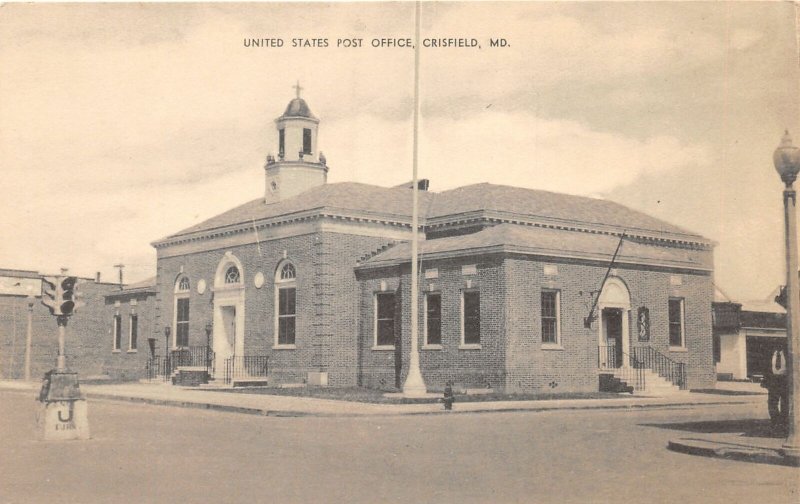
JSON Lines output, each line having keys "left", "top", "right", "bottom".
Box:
{"left": 393, "top": 179, "right": 430, "bottom": 191}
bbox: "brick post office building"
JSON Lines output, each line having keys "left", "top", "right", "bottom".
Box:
{"left": 150, "top": 92, "right": 715, "bottom": 393}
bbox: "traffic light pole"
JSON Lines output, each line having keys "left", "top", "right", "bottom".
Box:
{"left": 56, "top": 315, "right": 68, "bottom": 370}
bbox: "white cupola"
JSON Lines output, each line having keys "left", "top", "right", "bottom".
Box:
{"left": 264, "top": 82, "right": 328, "bottom": 204}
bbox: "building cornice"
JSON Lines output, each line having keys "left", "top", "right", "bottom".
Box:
{"left": 152, "top": 209, "right": 415, "bottom": 253}
{"left": 356, "top": 243, "right": 712, "bottom": 273}
{"left": 104, "top": 287, "right": 157, "bottom": 300}
{"left": 425, "top": 210, "right": 713, "bottom": 249}
{"left": 265, "top": 160, "right": 329, "bottom": 173}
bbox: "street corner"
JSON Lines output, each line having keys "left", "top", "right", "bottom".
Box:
{"left": 668, "top": 437, "right": 795, "bottom": 467}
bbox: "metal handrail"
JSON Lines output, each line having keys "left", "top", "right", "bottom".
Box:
{"left": 146, "top": 346, "right": 215, "bottom": 381}
{"left": 598, "top": 345, "right": 646, "bottom": 391}
{"left": 170, "top": 346, "right": 212, "bottom": 368}
{"left": 144, "top": 356, "right": 170, "bottom": 382}
{"left": 223, "top": 355, "right": 269, "bottom": 384}
{"left": 632, "top": 346, "right": 687, "bottom": 390}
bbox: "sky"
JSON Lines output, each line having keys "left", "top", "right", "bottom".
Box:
{"left": 0, "top": 2, "right": 798, "bottom": 302}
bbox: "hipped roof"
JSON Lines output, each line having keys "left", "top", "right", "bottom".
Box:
{"left": 155, "top": 182, "right": 706, "bottom": 247}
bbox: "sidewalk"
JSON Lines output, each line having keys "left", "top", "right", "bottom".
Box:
{"left": 0, "top": 379, "right": 763, "bottom": 418}
{"left": 662, "top": 380, "right": 799, "bottom": 466}
{"left": 668, "top": 428, "right": 797, "bottom": 467}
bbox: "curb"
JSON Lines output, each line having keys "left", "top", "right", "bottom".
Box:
{"left": 1, "top": 387, "right": 761, "bottom": 418}
{"left": 668, "top": 438, "right": 796, "bottom": 467}
{"left": 78, "top": 393, "right": 759, "bottom": 418}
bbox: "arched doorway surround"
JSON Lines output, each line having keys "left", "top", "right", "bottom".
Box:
{"left": 212, "top": 252, "right": 245, "bottom": 376}
{"left": 597, "top": 277, "right": 631, "bottom": 369}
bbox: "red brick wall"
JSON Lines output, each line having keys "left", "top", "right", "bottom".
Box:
{"left": 154, "top": 226, "right": 392, "bottom": 385}
{"left": 316, "top": 232, "right": 391, "bottom": 386}
{"left": 357, "top": 251, "right": 715, "bottom": 394}
{"left": 504, "top": 257, "right": 715, "bottom": 392}
{"left": 357, "top": 256, "right": 507, "bottom": 391}
{"left": 102, "top": 293, "right": 157, "bottom": 380}
{"left": 0, "top": 280, "right": 122, "bottom": 380}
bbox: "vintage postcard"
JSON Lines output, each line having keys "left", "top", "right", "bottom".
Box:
{"left": 0, "top": 2, "right": 798, "bottom": 503}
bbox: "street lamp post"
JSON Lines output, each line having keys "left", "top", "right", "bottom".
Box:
{"left": 773, "top": 130, "right": 800, "bottom": 463}
{"left": 24, "top": 295, "right": 34, "bottom": 381}
{"left": 164, "top": 326, "right": 171, "bottom": 376}
{"left": 205, "top": 322, "right": 213, "bottom": 374}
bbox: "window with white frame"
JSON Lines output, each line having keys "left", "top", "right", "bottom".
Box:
{"left": 275, "top": 262, "right": 296, "bottom": 346}
{"left": 425, "top": 293, "right": 442, "bottom": 346}
{"left": 280, "top": 262, "right": 296, "bottom": 280}
{"left": 668, "top": 298, "right": 685, "bottom": 348}
{"left": 175, "top": 299, "right": 189, "bottom": 347}
{"left": 174, "top": 276, "right": 190, "bottom": 348}
{"left": 113, "top": 314, "right": 122, "bottom": 351}
{"left": 375, "top": 292, "right": 395, "bottom": 347}
{"left": 129, "top": 313, "right": 138, "bottom": 350}
{"left": 461, "top": 291, "right": 480, "bottom": 345}
{"left": 224, "top": 265, "right": 241, "bottom": 284}
{"left": 541, "top": 290, "right": 561, "bottom": 344}
{"left": 178, "top": 276, "right": 190, "bottom": 292}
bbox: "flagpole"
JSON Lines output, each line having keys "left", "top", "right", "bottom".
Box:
{"left": 402, "top": 0, "right": 427, "bottom": 396}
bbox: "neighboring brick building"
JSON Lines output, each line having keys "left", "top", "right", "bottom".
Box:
{"left": 103, "top": 277, "right": 157, "bottom": 380}
{"left": 0, "top": 269, "right": 121, "bottom": 380}
{"left": 150, "top": 91, "right": 716, "bottom": 392}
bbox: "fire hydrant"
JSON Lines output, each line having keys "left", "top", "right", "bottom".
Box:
{"left": 443, "top": 382, "right": 455, "bottom": 411}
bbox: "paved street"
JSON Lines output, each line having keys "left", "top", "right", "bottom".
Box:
{"left": 0, "top": 391, "right": 795, "bottom": 504}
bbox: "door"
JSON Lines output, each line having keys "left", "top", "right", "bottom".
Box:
{"left": 215, "top": 306, "right": 237, "bottom": 374}
{"left": 603, "top": 308, "right": 623, "bottom": 368}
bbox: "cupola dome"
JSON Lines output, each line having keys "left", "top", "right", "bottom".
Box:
{"left": 282, "top": 97, "right": 316, "bottom": 119}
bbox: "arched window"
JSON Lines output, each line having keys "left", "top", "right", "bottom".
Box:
{"left": 280, "top": 263, "right": 296, "bottom": 281}
{"left": 177, "top": 276, "right": 190, "bottom": 292}
{"left": 225, "top": 265, "right": 241, "bottom": 284}
{"left": 275, "top": 261, "right": 297, "bottom": 347}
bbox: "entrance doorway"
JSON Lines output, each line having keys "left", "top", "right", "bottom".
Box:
{"left": 212, "top": 253, "right": 246, "bottom": 379}
{"left": 596, "top": 276, "right": 631, "bottom": 370}
{"left": 215, "top": 305, "right": 237, "bottom": 373}
{"left": 602, "top": 308, "right": 623, "bottom": 368}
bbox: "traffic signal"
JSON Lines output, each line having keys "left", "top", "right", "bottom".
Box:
{"left": 72, "top": 278, "right": 85, "bottom": 313}
{"left": 41, "top": 276, "right": 61, "bottom": 315}
{"left": 60, "top": 276, "right": 77, "bottom": 316}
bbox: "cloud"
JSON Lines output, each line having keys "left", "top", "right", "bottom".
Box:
{"left": 418, "top": 7, "right": 729, "bottom": 111}
{"left": 419, "top": 110, "right": 711, "bottom": 195}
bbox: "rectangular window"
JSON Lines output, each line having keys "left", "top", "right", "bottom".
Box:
{"left": 541, "top": 290, "right": 560, "bottom": 344}
{"left": 375, "top": 293, "right": 395, "bottom": 347}
{"left": 129, "top": 314, "right": 138, "bottom": 350}
{"left": 176, "top": 298, "right": 190, "bottom": 347}
{"left": 303, "top": 128, "right": 312, "bottom": 154}
{"left": 278, "top": 287, "right": 296, "bottom": 345}
{"left": 279, "top": 128, "right": 285, "bottom": 156}
{"left": 113, "top": 315, "right": 122, "bottom": 351}
{"left": 669, "top": 298, "right": 684, "bottom": 347}
{"left": 462, "top": 291, "right": 480, "bottom": 345}
{"left": 425, "top": 293, "right": 442, "bottom": 346}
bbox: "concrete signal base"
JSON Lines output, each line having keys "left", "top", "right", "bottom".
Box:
{"left": 36, "top": 370, "right": 90, "bottom": 441}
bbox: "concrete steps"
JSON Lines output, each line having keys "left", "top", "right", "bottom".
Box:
{"left": 610, "top": 368, "right": 686, "bottom": 396}
{"left": 599, "top": 373, "right": 634, "bottom": 394}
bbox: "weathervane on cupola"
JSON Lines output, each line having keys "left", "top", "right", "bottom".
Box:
{"left": 263, "top": 81, "right": 329, "bottom": 204}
